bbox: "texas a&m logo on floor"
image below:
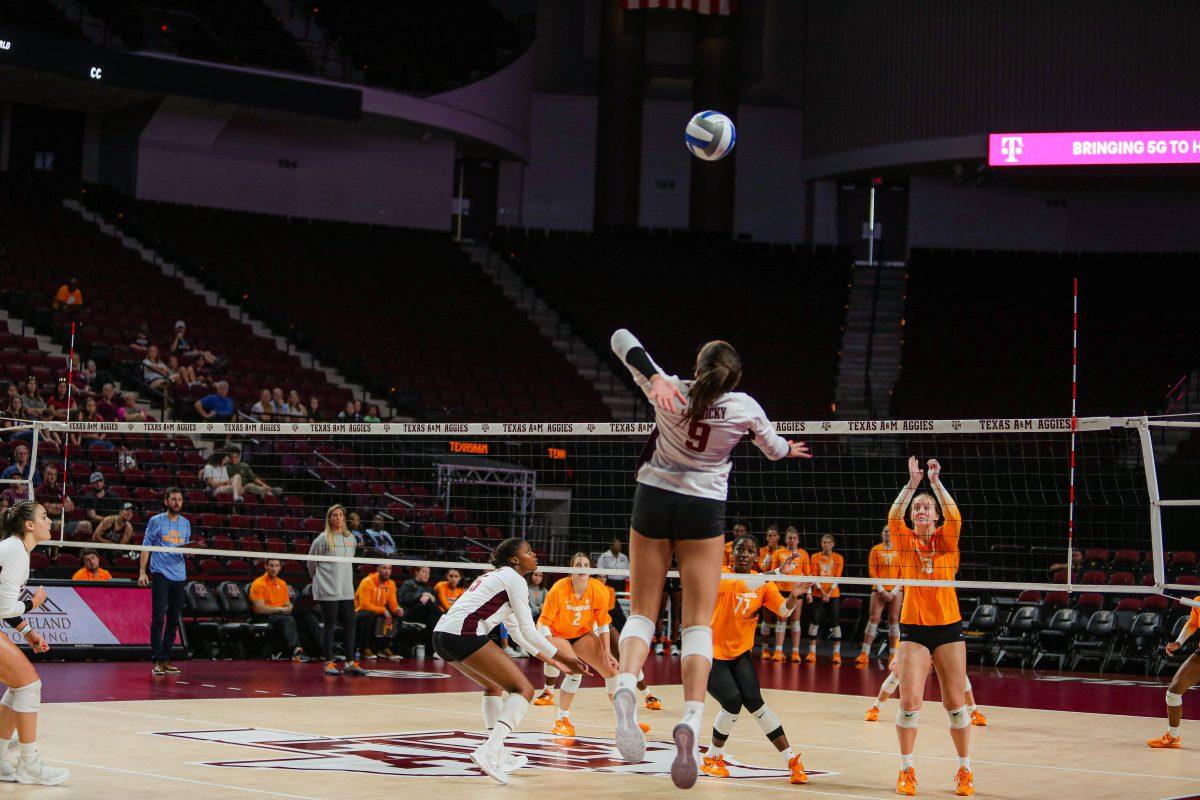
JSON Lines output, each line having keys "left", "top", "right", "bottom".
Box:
{"left": 157, "top": 728, "right": 837, "bottom": 780}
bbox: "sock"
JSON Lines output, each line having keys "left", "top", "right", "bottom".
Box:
{"left": 959, "top": 756, "right": 971, "bottom": 771}
{"left": 901, "top": 753, "right": 915, "bottom": 770}
{"left": 681, "top": 700, "right": 704, "bottom": 734}
{"left": 557, "top": 708, "right": 569, "bottom": 720}
{"left": 707, "top": 742, "right": 725, "bottom": 759}
{"left": 861, "top": 643, "right": 870, "bottom": 654}
{"left": 968, "top": 703, "right": 977, "bottom": 715}
{"left": 870, "top": 699, "right": 881, "bottom": 709}
{"left": 780, "top": 746, "right": 795, "bottom": 767}
{"left": 616, "top": 672, "right": 638, "bottom": 693}
{"left": 18, "top": 743, "right": 35, "bottom": 761}
{"left": 809, "top": 642, "right": 817, "bottom": 653}
{"left": 482, "top": 695, "right": 503, "bottom": 730}
{"left": 833, "top": 642, "right": 841, "bottom": 656}
{"left": 1169, "top": 725, "right": 1181, "bottom": 738}
{"left": 641, "top": 684, "right": 653, "bottom": 697}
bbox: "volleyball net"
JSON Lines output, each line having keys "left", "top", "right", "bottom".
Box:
{"left": 4, "top": 414, "right": 1195, "bottom": 599}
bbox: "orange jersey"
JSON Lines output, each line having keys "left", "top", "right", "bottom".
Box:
{"left": 249, "top": 573, "right": 290, "bottom": 607}
{"left": 771, "top": 547, "right": 810, "bottom": 576}
{"left": 757, "top": 545, "right": 778, "bottom": 572}
{"left": 869, "top": 544, "right": 903, "bottom": 592}
{"left": 711, "top": 567, "right": 789, "bottom": 660}
{"left": 434, "top": 580, "right": 464, "bottom": 612}
{"left": 354, "top": 572, "right": 400, "bottom": 615}
{"left": 71, "top": 567, "right": 111, "bottom": 581}
{"left": 889, "top": 513, "right": 962, "bottom": 626}
{"left": 810, "top": 551, "right": 844, "bottom": 598}
{"left": 538, "top": 577, "right": 612, "bottom": 639}
{"left": 1188, "top": 596, "right": 1200, "bottom": 630}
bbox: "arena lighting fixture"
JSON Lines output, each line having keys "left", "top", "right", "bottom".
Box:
{"left": 989, "top": 130, "right": 1200, "bottom": 166}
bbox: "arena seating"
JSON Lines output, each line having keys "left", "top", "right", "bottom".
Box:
{"left": 0, "top": 0, "right": 88, "bottom": 42}
{"left": 494, "top": 229, "right": 854, "bottom": 421}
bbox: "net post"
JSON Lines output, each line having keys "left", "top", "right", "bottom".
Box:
{"left": 1136, "top": 418, "right": 1166, "bottom": 587}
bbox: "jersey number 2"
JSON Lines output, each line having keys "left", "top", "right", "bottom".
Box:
{"left": 571, "top": 611, "right": 582, "bottom": 627}
{"left": 684, "top": 421, "right": 711, "bottom": 452}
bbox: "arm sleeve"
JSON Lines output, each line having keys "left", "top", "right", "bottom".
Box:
{"left": 763, "top": 582, "right": 789, "bottom": 617}
{"left": 142, "top": 516, "right": 161, "bottom": 547}
{"left": 356, "top": 580, "right": 383, "bottom": 614}
{"left": 386, "top": 584, "right": 400, "bottom": 614}
{"left": 0, "top": 559, "right": 30, "bottom": 618}
{"left": 1176, "top": 620, "right": 1198, "bottom": 645}
{"left": 869, "top": 549, "right": 884, "bottom": 592}
{"left": 399, "top": 580, "right": 420, "bottom": 607}
{"left": 744, "top": 397, "right": 790, "bottom": 461}
{"left": 611, "top": 329, "right": 668, "bottom": 397}
{"left": 504, "top": 575, "right": 557, "bottom": 658}
{"left": 306, "top": 536, "right": 323, "bottom": 579}
{"left": 537, "top": 583, "right": 560, "bottom": 629}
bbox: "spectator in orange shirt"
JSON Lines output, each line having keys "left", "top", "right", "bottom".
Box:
{"left": 249, "top": 558, "right": 309, "bottom": 662}
{"left": 52, "top": 278, "right": 82, "bottom": 310}
{"left": 71, "top": 549, "right": 111, "bottom": 581}
{"left": 355, "top": 563, "right": 403, "bottom": 660}
{"left": 433, "top": 568, "right": 464, "bottom": 612}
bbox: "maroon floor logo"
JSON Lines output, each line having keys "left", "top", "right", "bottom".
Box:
{"left": 158, "top": 728, "right": 835, "bottom": 780}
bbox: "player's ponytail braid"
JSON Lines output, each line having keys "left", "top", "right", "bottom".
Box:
{"left": 1, "top": 500, "right": 39, "bottom": 538}
{"left": 686, "top": 340, "right": 742, "bottom": 423}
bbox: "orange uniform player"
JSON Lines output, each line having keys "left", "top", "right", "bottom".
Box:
{"left": 755, "top": 525, "right": 782, "bottom": 646}
{"left": 1148, "top": 595, "right": 1200, "bottom": 749}
{"left": 857, "top": 527, "right": 904, "bottom": 666}
{"left": 766, "top": 527, "right": 809, "bottom": 662}
{"left": 806, "top": 534, "right": 845, "bottom": 663}
{"left": 433, "top": 569, "right": 465, "bottom": 613}
{"left": 701, "top": 534, "right": 809, "bottom": 784}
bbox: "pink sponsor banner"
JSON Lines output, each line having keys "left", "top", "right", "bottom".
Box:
{"left": 3, "top": 586, "right": 153, "bottom": 648}
{"left": 989, "top": 131, "right": 1200, "bottom": 166}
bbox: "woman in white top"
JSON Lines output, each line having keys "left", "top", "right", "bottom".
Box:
{"left": 140, "top": 344, "right": 173, "bottom": 392}
{"left": 609, "top": 329, "right": 811, "bottom": 788}
{"left": 200, "top": 451, "right": 243, "bottom": 502}
{"left": 433, "top": 537, "right": 588, "bottom": 784}
{"left": 0, "top": 501, "right": 68, "bottom": 785}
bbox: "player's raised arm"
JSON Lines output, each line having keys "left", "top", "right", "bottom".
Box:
{"left": 927, "top": 459, "right": 961, "bottom": 547}
{"left": 889, "top": 456, "right": 923, "bottom": 526}
{"left": 745, "top": 397, "right": 811, "bottom": 461}
{"left": 611, "top": 328, "right": 685, "bottom": 412}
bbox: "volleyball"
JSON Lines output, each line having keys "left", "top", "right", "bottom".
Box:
{"left": 685, "top": 110, "right": 736, "bottom": 161}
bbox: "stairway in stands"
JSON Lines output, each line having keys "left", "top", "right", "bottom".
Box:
{"left": 834, "top": 260, "right": 907, "bottom": 419}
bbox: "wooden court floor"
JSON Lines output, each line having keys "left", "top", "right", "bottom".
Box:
{"left": 23, "top": 683, "right": 1200, "bottom": 800}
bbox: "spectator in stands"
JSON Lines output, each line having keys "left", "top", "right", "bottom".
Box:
{"left": 72, "top": 549, "right": 111, "bottom": 581}
{"left": 225, "top": 446, "right": 276, "bottom": 498}
{"left": 80, "top": 472, "right": 120, "bottom": 531}
{"left": 141, "top": 345, "right": 173, "bottom": 393}
{"left": 363, "top": 405, "right": 382, "bottom": 423}
{"left": 46, "top": 380, "right": 74, "bottom": 421}
{"left": 79, "top": 397, "right": 114, "bottom": 450}
{"left": 307, "top": 396, "right": 323, "bottom": 422}
{"left": 307, "top": 503, "right": 367, "bottom": 676}
{"left": 528, "top": 570, "right": 547, "bottom": 619}
{"left": 270, "top": 388, "right": 289, "bottom": 418}
{"left": 287, "top": 390, "right": 306, "bottom": 420}
{"left": 33, "top": 464, "right": 73, "bottom": 528}
{"left": 596, "top": 535, "right": 630, "bottom": 593}
{"left": 51, "top": 277, "right": 82, "bottom": 311}
{"left": 353, "top": 399, "right": 365, "bottom": 420}
{"left": 95, "top": 383, "right": 120, "bottom": 421}
{"left": 200, "top": 451, "right": 243, "bottom": 502}
{"left": 336, "top": 401, "right": 359, "bottom": 422}
{"left": 19, "top": 377, "right": 46, "bottom": 419}
{"left": 170, "top": 321, "right": 220, "bottom": 369}
{"left": 249, "top": 558, "right": 309, "bottom": 662}
{"left": 1, "top": 383, "right": 18, "bottom": 412}
{"left": 0, "top": 397, "right": 35, "bottom": 445}
{"left": 117, "top": 446, "right": 137, "bottom": 474}
{"left": 167, "top": 354, "right": 198, "bottom": 388}
{"left": 346, "top": 510, "right": 365, "bottom": 549}
{"left": 117, "top": 393, "right": 151, "bottom": 422}
{"left": 1049, "top": 549, "right": 1084, "bottom": 579}
{"left": 433, "top": 568, "right": 464, "bottom": 612}
{"left": 354, "top": 563, "right": 403, "bottom": 660}
{"left": 92, "top": 502, "right": 135, "bottom": 546}
{"left": 194, "top": 381, "right": 234, "bottom": 422}
{"left": 250, "top": 390, "right": 273, "bottom": 421}
{"left": 364, "top": 513, "right": 397, "bottom": 557}
{"left": 78, "top": 356, "right": 100, "bottom": 392}
{"left": 0, "top": 442, "right": 36, "bottom": 485}
{"left": 399, "top": 565, "right": 441, "bottom": 653}
{"left": 139, "top": 487, "right": 193, "bottom": 676}
{"left": 129, "top": 324, "right": 151, "bottom": 358}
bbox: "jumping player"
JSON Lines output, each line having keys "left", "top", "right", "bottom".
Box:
{"left": 609, "top": 328, "right": 810, "bottom": 789}
{"left": 766, "top": 526, "right": 809, "bottom": 662}
{"left": 702, "top": 533, "right": 810, "bottom": 784}
{"left": 807, "top": 534, "right": 845, "bottom": 664}
{"left": 1147, "top": 595, "right": 1200, "bottom": 748}
{"left": 858, "top": 526, "right": 903, "bottom": 666}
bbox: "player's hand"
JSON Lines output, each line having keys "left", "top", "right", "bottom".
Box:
{"left": 775, "top": 553, "right": 800, "bottom": 575}
{"left": 30, "top": 587, "right": 47, "bottom": 609}
{"left": 1166, "top": 641, "right": 1182, "bottom": 655}
{"left": 927, "top": 459, "right": 941, "bottom": 484}
{"left": 137, "top": 572, "right": 150, "bottom": 587}
{"left": 557, "top": 655, "right": 591, "bottom": 676}
{"left": 822, "top": 594, "right": 830, "bottom": 603}
{"left": 788, "top": 581, "right": 806, "bottom": 599}
{"left": 604, "top": 652, "right": 619, "bottom": 673}
{"left": 649, "top": 374, "right": 686, "bottom": 414}
{"left": 908, "top": 456, "right": 924, "bottom": 487}
{"left": 24, "top": 630, "right": 48, "bottom": 654}
{"left": 787, "top": 440, "right": 812, "bottom": 459}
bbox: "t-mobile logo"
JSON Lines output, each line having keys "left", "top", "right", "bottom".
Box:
{"left": 1000, "top": 136, "right": 1024, "bottom": 163}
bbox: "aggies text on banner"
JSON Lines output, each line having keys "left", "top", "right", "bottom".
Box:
{"left": 622, "top": 0, "right": 737, "bottom": 15}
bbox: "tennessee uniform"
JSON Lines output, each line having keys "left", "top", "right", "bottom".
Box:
{"left": 807, "top": 543, "right": 845, "bottom": 663}
{"left": 858, "top": 538, "right": 904, "bottom": 666}
{"left": 767, "top": 543, "right": 809, "bottom": 662}
{"left": 1148, "top": 596, "right": 1200, "bottom": 749}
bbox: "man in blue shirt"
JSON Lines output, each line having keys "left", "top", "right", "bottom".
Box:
{"left": 193, "top": 380, "right": 234, "bottom": 422}
{"left": 364, "top": 512, "right": 397, "bottom": 557}
{"left": 138, "top": 487, "right": 193, "bottom": 676}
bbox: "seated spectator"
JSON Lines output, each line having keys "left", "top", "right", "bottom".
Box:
{"left": 249, "top": 558, "right": 310, "bottom": 662}
{"left": 225, "top": 447, "right": 276, "bottom": 497}
{"left": 95, "top": 383, "right": 119, "bottom": 421}
{"left": 167, "top": 354, "right": 198, "bottom": 388}
{"left": 346, "top": 511, "right": 366, "bottom": 549}
{"left": 52, "top": 277, "right": 82, "bottom": 311}
{"left": 0, "top": 442, "right": 37, "bottom": 484}
{"left": 79, "top": 397, "right": 115, "bottom": 450}
{"left": 354, "top": 563, "right": 403, "bottom": 660}
{"left": 336, "top": 401, "right": 361, "bottom": 423}
{"left": 433, "top": 568, "right": 464, "bottom": 612}
{"left": 19, "top": 377, "right": 47, "bottom": 419}
{"left": 307, "top": 396, "right": 322, "bottom": 422}
{"left": 116, "top": 446, "right": 138, "bottom": 473}
{"left": 170, "top": 320, "right": 220, "bottom": 368}
{"left": 46, "top": 379, "right": 75, "bottom": 421}
{"left": 2, "top": 382, "right": 18, "bottom": 411}
{"left": 200, "top": 450, "right": 243, "bottom": 502}
{"left": 194, "top": 381, "right": 234, "bottom": 422}
{"left": 270, "top": 387, "right": 289, "bottom": 418}
{"left": 93, "top": 502, "right": 135, "bottom": 546}
{"left": 72, "top": 549, "right": 112, "bottom": 581}
{"left": 117, "top": 392, "right": 152, "bottom": 422}
{"left": 528, "top": 570, "right": 547, "bottom": 619}
{"left": 250, "top": 389, "right": 273, "bottom": 421}
{"left": 73, "top": 354, "right": 98, "bottom": 392}
{"left": 129, "top": 324, "right": 151, "bottom": 357}
{"left": 364, "top": 513, "right": 397, "bottom": 557}
{"left": 286, "top": 390, "right": 306, "bottom": 420}
{"left": 79, "top": 471, "right": 121, "bottom": 531}
{"left": 1049, "top": 549, "right": 1084, "bottom": 579}
{"left": 399, "top": 565, "right": 441, "bottom": 653}
{"left": 0, "top": 397, "right": 35, "bottom": 444}
{"left": 141, "top": 344, "right": 173, "bottom": 392}
{"left": 363, "top": 404, "right": 382, "bottom": 423}
{"left": 33, "top": 463, "right": 74, "bottom": 529}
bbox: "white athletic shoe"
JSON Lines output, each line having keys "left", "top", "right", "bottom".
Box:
{"left": 654, "top": 641, "right": 664, "bottom": 655}
{"left": 670, "top": 722, "right": 699, "bottom": 790}
{"left": 670, "top": 644, "right": 680, "bottom": 657}
{"left": 15, "top": 755, "right": 69, "bottom": 786}
{"left": 471, "top": 744, "right": 509, "bottom": 785}
{"left": 613, "top": 686, "right": 646, "bottom": 763}
{"left": 0, "top": 759, "right": 13, "bottom": 783}
{"left": 501, "top": 748, "right": 528, "bottom": 772}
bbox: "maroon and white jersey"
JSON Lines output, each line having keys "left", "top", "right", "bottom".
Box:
{"left": 434, "top": 566, "right": 557, "bottom": 658}
{"left": 611, "top": 328, "right": 790, "bottom": 501}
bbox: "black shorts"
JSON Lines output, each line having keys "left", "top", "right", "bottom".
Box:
{"left": 610, "top": 601, "right": 627, "bottom": 633}
{"left": 432, "top": 630, "right": 491, "bottom": 663}
{"left": 899, "top": 621, "right": 965, "bottom": 653}
{"left": 631, "top": 483, "right": 725, "bottom": 541}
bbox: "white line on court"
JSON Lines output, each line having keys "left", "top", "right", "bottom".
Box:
{"left": 52, "top": 758, "right": 327, "bottom": 800}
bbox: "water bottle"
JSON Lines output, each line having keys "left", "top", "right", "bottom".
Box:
{"left": 415, "top": 643, "right": 426, "bottom": 659}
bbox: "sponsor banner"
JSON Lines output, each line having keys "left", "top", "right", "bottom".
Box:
{"left": 50, "top": 416, "right": 1121, "bottom": 437}
{"left": 5, "top": 585, "right": 151, "bottom": 648}
{"left": 157, "top": 728, "right": 836, "bottom": 780}
{"left": 990, "top": 130, "right": 1200, "bottom": 167}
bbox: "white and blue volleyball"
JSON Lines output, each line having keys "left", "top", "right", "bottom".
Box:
{"left": 684, "top": 110, "right": 736, "bottom": 161}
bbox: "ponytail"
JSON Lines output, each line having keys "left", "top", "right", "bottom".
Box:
{"left": 491, "top": 537, "right": 525, "bottom": 570}
{"left": 1, "top": 500, "right": 39, "bottom": 538}
{"left": 686, "top": 340, "right": 742, "bottom": 423}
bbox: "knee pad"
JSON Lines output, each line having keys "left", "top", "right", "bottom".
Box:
{"left": 889, "top": 623, "right": 901, "bottom": 638}
{"left": 561, "top": 673, "right": 583, "bottom": 693}
{"left": 681, "top": 626, "right": 713, "bottom": 664}
{"left": 0, "top": 690, "right": 11, "bottom": 710}
{"left": 807, "top": 624, "right": 819, "bottom": 637}
{"left": 895, "top": 708, "right": 920, "bottom": 729}
{"left": 775, "top": 621, "right": 786, "bottom": 634}
{"left": 619, "top": 615, "right": 655, "bottom": 648}
{"left": 882, "top": 671, "right": 900, "bottom": 694}
{"left": 1167, "top": 690, "right": 1184, "bottom": 708}
{"left": 11, "top": 681, "right": 40, "bottom": 714}
{"left": 713, "top": 709, "right": 740, "bottom": 736}
{"left": 864, "top": 621, "right": 878, "bottom": 637}
{"left": 544, "top": 663, "right": 561, "bottom": 679}
{"left": 947, "top": 705, "right": 970, "bottom": 729}
{"left": 752, "top": 704, "right": 784, "bottom": 739}
{"left": 830, "top": 625, "right": 842, "bottom": 640}
{"left": 790, "top": 621, "right": 802, "bottom": 634}
{"left": 604, "top": 675, "right": 618, "bottom": 693}
{"left": 963, "top": 676, "right": 972, "bottom": 693}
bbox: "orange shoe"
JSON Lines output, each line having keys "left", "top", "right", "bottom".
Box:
{"left": 865, "top": 706, "right": 880, "bottom": 722}
{"left": 533, "top": 690, "right": 555, "bottom": 706}
{"left": 700, "top": 755, "right": 729, "bottom": 778}
{"left": 645, "top": 695, "right": 663, "bottom": 711}
{"left": 805, "top": 651, "right": 817, "bottom": 663}
{"left": 788, "top": 754, "right": 808, "bottom": 784}
{"left": 771, "top": 650, "right": 785, "bottom": 662}
{"left": 954, "top": 767, "right": 975, "bottom": 796}
{"left": 790, "top": 651, "right": 802, "bottom": 663}
{"left": 896, "top": 767, "right": 917, "bottom": 796}
{"left": 761, "top": 649, "right": 771, "bottom": 661}
{"left": 855, "top": 651, "right": 870, "bottom": 666}
{"left": 970, "top": 710, "right": 988, "bottom": 727}
{"left": 1147, "top": 732, "right": 1182, "bottom": 749}
{"left": 551, "top": 717, "right": 576, "bottom": 737}
{"left": 639, "top": 722, "right": 651, "bottom": 733}
{"left": 832, "top": 652, "right": 842, "bottom": 665}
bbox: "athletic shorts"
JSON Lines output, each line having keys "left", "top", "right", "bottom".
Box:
{"left": 610, "top": 602, "right": 627, "bottom": 632}
{"left": 899, "top": 621, "right": 965, "bottom": 653}
{"left": 631, "top": 482, "right": 725, "bottom": 541}
{"left": 432, "top": 630, "right": 490, "bottom": 662}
